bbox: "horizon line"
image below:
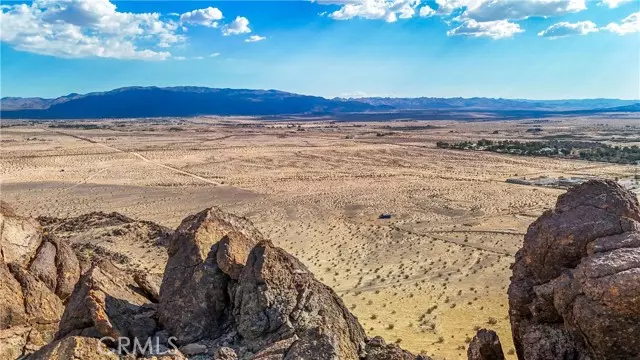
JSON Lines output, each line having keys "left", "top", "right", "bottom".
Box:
{"left": 3, "top": 85, "right": 640, "bottom": 102}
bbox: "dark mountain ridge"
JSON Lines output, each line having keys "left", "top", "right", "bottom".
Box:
{"left": 2, "top": 86, "right": 638, "bottom": 119}
{"left": 1, "top": 86, "right": 382, "bottom": 119}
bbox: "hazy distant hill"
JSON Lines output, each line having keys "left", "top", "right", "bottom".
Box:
{"left": 1, "top": 97, "right": 54, "bottom": 110}
{"left": 338, "top": 97, "right": 639, "bottom": 111}
{"left": 0, "top": 87, "right": 381, "bottom": 119}
{"left": 2, "top": 86, "right": 638, "bottom": 119}
{"left": 596, "top": 103, "right": 640, "bottom": 112}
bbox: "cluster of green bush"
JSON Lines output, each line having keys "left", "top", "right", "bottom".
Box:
{"left": 436, "top": 139, "right": 640, "bottom": 164}
{"left": 48, "top": 123, "right": 109, "bottom": 130}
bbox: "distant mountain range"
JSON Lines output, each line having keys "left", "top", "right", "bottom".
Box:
{"left": 1, "top": 86, "right": 638, "bottom": 119}
{"left": 0, "top": 87, "right": 383, "bottom": 119}
{"left": 337, "top": 97, "right": 639, "bottom": 111}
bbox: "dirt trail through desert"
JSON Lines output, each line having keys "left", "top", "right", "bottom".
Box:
{"left": 49, "top": 129, "right": 222, "bottom": 186}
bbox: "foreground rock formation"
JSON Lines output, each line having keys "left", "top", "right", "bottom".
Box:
{"left": 1, "top": 179, "right": 638, "bottom": 360}
{"left": 508, "top": 180, "right": 640, "bottom": 360}
{"left": 0, "top": 201, "right": 80, "bottom": 358}
{"left": 157, "top": 207, "right": 418, "bottom": 359}
{"left": 2, "top": 203, "right": 428, "bottom": 359}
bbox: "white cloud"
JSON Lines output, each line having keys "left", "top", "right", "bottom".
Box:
{"left": 600, "top": 0, "right": 633, "bottom": 8}
{"left": 326, "top": 0, "right": 422, "bottom": 22}
{"left": 0, "top": 0, "right": 182, "bottom": 60}
{"left": 447, "top": 19, "right": 523, "bottom": 39}
{"left": 222, "top": 16, "right": 251, "bottom": 35}
{"left": 538, "top": 21, "right": 598, "bottom": 38}
{"left": 456, "top": 0, "right": 587, "bottom": 22}
{"left": 245, "top": 35, "right": 267, "bottom": 42}
{"left": 435, "top": 0, "right": 483, "bottom": 15}
{"left": 419, "top": 5, "right": 436, "bottom": 17}
{"left": 604, "top": 11, "right": 640, "bottom": 35}
{"left": 209, "top": 52, "right": 221, "bottom": 57}
{"left": 179, "top": 7, "right": 223, "bottom": 28}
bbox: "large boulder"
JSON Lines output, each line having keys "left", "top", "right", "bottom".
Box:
{"left": 158, "top": 207, "right": 262, "bottom": 344}
{"left": 157, "top": 207, "right": 430, "bottom": 359}
{"left": 1, "top": 206, "right": 43, "bottom": 267}
{"left": 466, "top": 330, "right": 505, "bottom": 360}
{"left": 28, "top": 242, "right": 58, "bottom": 293}
{"left": 0, "top": 203, "right": 67, "bottom": 359}
{"left": 24, "top": 235, "right": 80, "bottom": 303}
{"left": 56, "top": 261, "right": 156, "bottom": 345}
{"left": 8, "top": 264, "right": 64, "bottom": 328}
{"left": 1, "top": 202, "right": 80, "bottom": 303}
{"left": 0, "top": 262, "right": 64, "bottom": 359}
{"left": 217, "top": 231, "right": 257, "bottom": 280}
{"left": 233, "top": 240, "right": 368, "bottom": 359}
{"left": 50, "top": 236, "right": 81, "bottom": 302}
{"left": 508, "top": 180, "right": 640, "bottom": 360}
{"left": 0, "top": 262, "right": 27, "bottom": 329}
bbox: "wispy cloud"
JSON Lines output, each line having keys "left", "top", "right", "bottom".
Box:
{"left": 599, "top": 0, "right": 633, "bottom": 8}
{"left": 603, "top": 11, "right": 640, "bottom": 35}
{"left": 538, "top": 21, "right": 598, "bottom": 39}
{"left": 324, "top": 0, "right": 421, "bottom": 23}
{"left": 245, "top": 35, "right": 266, "bottom": 42}
{"left": 452, "top": 0, "right": 587, "bottom": 22}
{"left": 447, "top": 19, "right": 523, "bottom": 39}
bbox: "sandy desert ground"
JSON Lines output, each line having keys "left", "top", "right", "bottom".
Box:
{"left": 2, "top": 115, "right": 639, "bottom": 359}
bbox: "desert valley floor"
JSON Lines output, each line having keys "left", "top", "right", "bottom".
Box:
{"left": 2, "top": 115, "right": 639, "bottom": 360}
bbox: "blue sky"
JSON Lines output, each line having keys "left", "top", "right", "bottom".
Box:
{"left": 1, "top": 0, "right": 639, "bottom": 99}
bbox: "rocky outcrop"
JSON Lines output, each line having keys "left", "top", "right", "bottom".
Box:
{"left": 8, "top": 264, "right": 64, "bottom": 329}
{"left": 508, "top": 180, "right": 640, "bottom": 360}
{"left": 55, "top": 261, "right": 155, "bottom": 343}
{"left": 27, "top": 236, "right": 80, "bottom": 302}
{"left": 0, "top": 262, "right": 27, "bottom": 329}
{"left": 1, "top": 205, "right": 43, "bottom": 267}
{"left": 234, "top": 240, "right": 367, "bottom": 359}
{"left": 0, "top": 204, "right": 78, "bottom": 358}
{"left": 28, "top": 242, "right": 58, "bottom": 293}
{"left": 218, "top": 231, "right": 257, "bottom": 280}
{"left": 1, "top": 202, "right": 442, "bottom": 359}
{"left": 158, "top": 207, "right": 262, "bottom": 344}
{"left": 155, "top": 207, "right": 432, "bottom": 360}
{"left": 466, "top": 330, "right": 504, "bottom": 360}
